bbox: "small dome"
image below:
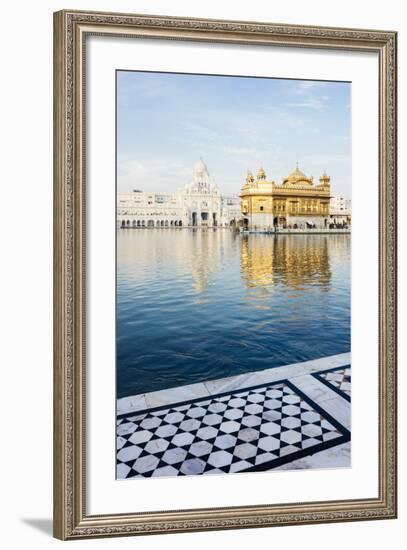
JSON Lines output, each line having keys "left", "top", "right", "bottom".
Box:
{"left": 193, "top": 158, "right": 209, "bottom": 178}
{"left": 257, "top": 167, "right": 266, "bottom": 180}
{"left": 246, "top": 170, "right": 254, "bottom": 183}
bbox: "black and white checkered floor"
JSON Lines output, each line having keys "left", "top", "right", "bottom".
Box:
{"left": 312, "top": 365, "right": 351, "bottom": 402}
{"left": 117, "top": 374, "right": 351, "bottom": 479}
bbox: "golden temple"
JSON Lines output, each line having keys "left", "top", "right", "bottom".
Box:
{"left": 240, "top": 164, "right": 331, "bottom": 230}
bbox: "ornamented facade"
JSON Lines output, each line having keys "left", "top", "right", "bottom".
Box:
{"left": 240, "top": 164, "right": 331, "bottom": 230}
{"left": 117, "top": 159, "right": 240, "bottom": 229}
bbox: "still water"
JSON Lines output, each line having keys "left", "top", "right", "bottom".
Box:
{"left": 117, "top": 230, "right": 350, "bottom": 398}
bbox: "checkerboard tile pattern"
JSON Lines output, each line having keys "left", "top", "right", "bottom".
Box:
{"left": 117, "top": 380, "right": 350, "bottom": 479}
{"left": 312, "top": 366, "right": 351, "bottom": 402}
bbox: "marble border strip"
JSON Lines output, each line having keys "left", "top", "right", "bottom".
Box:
{"left": 117, "top": 352, "right": 351, "bottom": 416}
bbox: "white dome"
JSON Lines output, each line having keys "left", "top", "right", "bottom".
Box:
{"left": 193, "top": 158, "right": 209, "bottom": 179}
{"left": 184, "top": 159, "right": 219, "bottom": 196}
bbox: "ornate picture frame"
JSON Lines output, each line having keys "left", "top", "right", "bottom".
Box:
{"left": 53, "top": 9, "right": 397, "bottom": 540}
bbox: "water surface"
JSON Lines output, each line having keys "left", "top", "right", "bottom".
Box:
{"left": 117, "top": 230, "right": 350, "bottom": 397}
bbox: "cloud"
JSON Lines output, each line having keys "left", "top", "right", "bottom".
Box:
{"left": 285, "top": 98, "right": 326, "bottom": 110}
{"left": 221, "top": 146, "right": 271, "bottom": 159}
{"left": 292, "top": 80, "right": 327, "bottom": 94}
{"left": 118, "top": 158, "right": 191, "bottom": 193}
{"left": 302, "top": 153, "right": 351, "bottom": 166}
{"left": 285, "top": 80, "right": 330, "bottom": 110}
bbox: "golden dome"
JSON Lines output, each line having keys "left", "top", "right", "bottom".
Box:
{"left": 289, "top": 163, "right": 306, "bottom": 180}
{"left": 283, "top": 163, "right": 312, "bottom": 185}
{"left": 257, "top": 167, "right": 266, "bottom": 180}
{"left": 246, "top": 170, "right": 254, "bottom": 184}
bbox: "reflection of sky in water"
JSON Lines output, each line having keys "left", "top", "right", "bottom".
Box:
{"left": 117, "top": 230, "right": 350, "bottom": 397}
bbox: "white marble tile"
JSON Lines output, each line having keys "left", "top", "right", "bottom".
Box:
{"left": 129, "top": 429, "right": 153, "bottom": 445}
{"left": 207, "top": 401, "right": 227, "bottom": 413}
{"left": 280, "top": 444, "right": 301, "bottom": 457}
{"left": 219, "top": 420, "right": 240, "bottom": 434}
{"left": 238, "top": 428, "right": 259, "bottom": 443}
{"left": 117, "top": 444, "right": 143, "bottom": 463}
{"left": 280, "top": 430, "right": 302, "bottom": 445}
{"left": 133, "top": 455, "right": 160, "bottom": 474}
{"left": 155, "top": 424, "right": 177, "bottom": 438}
{"left": 204, "top": 468, "right": 225, "bottom": 475}
{"left": 258, "top": 436, "right": 280, "bottom": 452}
{"left": 257, "top": 364, "right": 308, "bottom": 383}
{"left": 179, "top": 418, "right": 201, "bottom": 432}
{"left": 302, "top": 424, "right": 323, "bottom": 438}
{"left": 301, "top": 410, "right": 321, "bottom": 423}
{"left": 180, "top": 458, "right": 206, "bottom": 475}
{"left": 223, "top": 408, "right": 244, "bottom": 420}
{"left": 151, "top": 465, "right": 179, "bottom": 478}
{"left": 230, "top": 460, "right": 252, "bottom": 473}
{"left": 233, "top": 443, "right": 257, "bottom": 460}
{"left": 245, "top": 403, "right": 263, "bottom": 415}
{"left": 140, "top": 416, "right": 162, "bottom": 430}
{"left": 281, "top": 416, "right": 301, "bottom": 429}
{"left": 204, "top": 372, "right": 264, "bottom": 395}
{"left": 117, "top": 394, "right": 147, "bottom": 415}
{"left": 163, "top": 411, "right": 184, "bottom": 424}
{"left": 208, "top": 450, "right": 233, "bottom": 467}
{"left": 290, "top": 374, "right": 339, "bottom": 403}
{"left": 241, "top": 415, "right": 262, "bottom": 427}
{"left": 260, "top": 422, "right": 281, "bottom": 436}
{"left": 318, "top": 396, "right": 351, "bottom": 430}
{"left": 162, "top": 448, "right": 188, "bottom": 465}
{"left": 274, "top": 442, "right": 351, "bottom": 470}
{"left": 189, "top": 440, "right": 213, "bottom": 457}
{"left": 202, "top": 413, "right": 223, "bottom": 426}
{"left": 117, "top": 422, "right": 137, "bottom": 437}
{"left": 255, "top": 452, "right": 277, "bottom": 465}
{"left": 172, "top": 432, "right": 195, "bottom": 447}
{"left": 196, "top": 426, "right": 218, "bottom": 440}
{"left": 144, "top": 439, "right": 170, "bottom": 454}
{"left": 116, "top": 463, "right": 131, "bottom": 479}
{"left": 144, "top": 382, "right": 210, "bottom": 409}
{"left": 214, "top": 434, "right": 237, "bottom": 449}
{"left": 186, "top": 406, "right": 207, "bottom": 418}
{"left": 247, "top": 392, "right": 265, "bottom": 403}
{"left": 117, "top": 436, "right": 127, "bottom": 450}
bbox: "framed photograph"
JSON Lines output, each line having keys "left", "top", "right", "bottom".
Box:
{"left": 53, "top": 9, "right": 397, "bottom": 540}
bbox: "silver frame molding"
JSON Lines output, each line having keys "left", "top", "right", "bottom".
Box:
{"left": 53, "top": 9, "right": 397, "bottom": 540}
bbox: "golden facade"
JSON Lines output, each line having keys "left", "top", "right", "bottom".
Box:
{"left": 240, "top": 164, "right": 331, "bottom": 230}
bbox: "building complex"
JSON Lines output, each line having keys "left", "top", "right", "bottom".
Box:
{"left": 117, "top": 159, "right": 350, "bottom": 230}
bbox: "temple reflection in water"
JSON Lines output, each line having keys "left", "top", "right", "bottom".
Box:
{"left": 240, "top": 234, "right": 332, "bottom": 297}
{"left": 117, "top": 229, "right": 351, "bottom": 298}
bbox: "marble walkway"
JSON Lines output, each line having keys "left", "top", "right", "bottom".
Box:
{"left": 117, "top": 353, "right": 351, "bottom": 479}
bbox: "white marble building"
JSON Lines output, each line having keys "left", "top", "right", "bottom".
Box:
{"left": 329, "top": 194, "right": 351, "bottom": 225}
{"left": 117, "top": 159, "right": 240, "bottom": 228}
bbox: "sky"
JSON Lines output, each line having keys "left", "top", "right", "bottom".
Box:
{"left": 117, "top": 71, "right": 351, "bottom": 197}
